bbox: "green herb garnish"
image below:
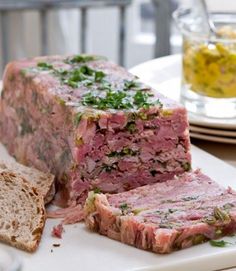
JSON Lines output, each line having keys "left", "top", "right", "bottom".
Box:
{"left": 133, "top": 89, "right": 153, "bottom": 108}
{"left": 37, "top": 62, "right": 53, "bottom": 70}
{"left": 95, "top": 71, "right": 106, "bottom": 82}
{"left": 93, "top": 187, "right": 101, "bottom": 194}
{"left": 124, "top": 80, "right": 140, "bottom": 90}
{"left": 65, "top": 55, "right": 100, "bottom": 64}
{"left": 209, "top": 240, "right": 232, "bottom": 247}
{"left": 35, "top": 58, "right": 163, "bottom": 111}
{"left": 73, "top": 113, "right": 83, "bottom": 126}
{"left": 82, "top": 90, "right": 132, "bottom": 110}
{"left": 119, "top": 203, "right": 129, "bottom": 214}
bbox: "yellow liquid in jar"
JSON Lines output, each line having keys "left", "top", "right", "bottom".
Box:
{"left": 183, "top": 38, "right": 236, "bottom": 99}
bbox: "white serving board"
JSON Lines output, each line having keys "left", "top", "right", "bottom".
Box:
{"left": 1, "top": 143, "right": 236, "bottom": 271}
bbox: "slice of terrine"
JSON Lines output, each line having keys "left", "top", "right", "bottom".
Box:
{"left": 0, "top": 55, "right": 191, "bottom": 206}
{"left": 84, "top": 170, "right": 236, "bottom": 254}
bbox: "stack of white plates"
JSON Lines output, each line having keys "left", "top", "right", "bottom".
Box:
{"left": 129, "top": 55, "right": 236, "bottom": 144}
{"left": 189, "top": 117, "right": 236, "bottom": 144}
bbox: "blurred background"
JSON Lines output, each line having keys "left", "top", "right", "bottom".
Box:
{"left": 0, "top": 0, "right": 234, "bottom": 75}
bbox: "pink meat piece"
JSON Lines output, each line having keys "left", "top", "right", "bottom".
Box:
{"left": 84, "top": 170, "right": 236, "bottom": 254}
{"left": 52, "top": 223, "right": 64, "bottom": 239}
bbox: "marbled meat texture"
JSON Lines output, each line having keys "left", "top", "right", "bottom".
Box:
{"left": 0, "top": 55, "right": 191, "bottom": 206}
{"left": 84, "top": 170, "right": 236, "bottom": 254}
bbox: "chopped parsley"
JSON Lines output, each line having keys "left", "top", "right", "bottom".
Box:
{"left": 133, "top": 90, "right": 154, "bottom": 108}
{"left": 124, "top": 80, "right": 140, "bottom": 90}
{"left": 81, "top": 88, "right": 161, "bottom": 110}
{"left": 95, "top": 71, "right": 106, "bottom": 82}
{"left": 93, "top": 187, "right": 101, "bottom": 194}
{"left": 209, "top": 240, "right": 232, "bottom": 247}
{"left": 37, "top": 62, "right": 53, "bottom": 70}
{"left": 119, "top": 203, "right": 129, "bottom": 214}
{"left": 65, "top": 55, "right": 104, "bottom": 64}
{"left": 62, "top": 65, "right": 103, "bottom": 88}
{"left": 81, "top": 90, "right": 133, "bottom": 110}
{"left": 34, "top": 57, "right": 163, "bottom": 111}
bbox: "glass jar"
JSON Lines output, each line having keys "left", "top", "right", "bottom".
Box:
{"left": 173, "top": 7, "right": 236, "bottom": 119}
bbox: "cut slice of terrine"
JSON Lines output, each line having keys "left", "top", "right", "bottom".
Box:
{"left": 0, "top": 55, "right": 191, "bottom": 206}
{"left": 84, "top": 170, "right": 236, "bottom": 254}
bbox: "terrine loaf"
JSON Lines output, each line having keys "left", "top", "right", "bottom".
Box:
{"left": 84, "top": 170, "right": 236, "bottom": 254}
{"left": 0, "top": 55, "right": 191, "bottom": 206}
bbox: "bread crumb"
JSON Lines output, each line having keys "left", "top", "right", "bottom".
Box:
{"left": 53, "top": 243, "right": 60, "bottom": 247}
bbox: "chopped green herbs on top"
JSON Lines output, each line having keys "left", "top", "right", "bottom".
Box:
{"left": 124, "top": 80, "right": 141, "bottom": 90}
{"left": 81, "top": 88, "right": 162, "bottom": 110}
{"left": 65, "top": 55, "right": 105, "bottom": 64}
{"left": 62, "top": 66, "right": 106, "bottom": 88}
{"left": 81, "top": 90, "right": 133, "bottom": 110}
{"left": 37, "top": 62, "right": 53, "bottom": 70}
{"left": 133, "top": 90, "right": 154, "bottom": 108}
{"left": 209, "top": 240, "right": 232, "bottom": 247}
{"left": 35, "top": 58, "right": 163, "bottom": 110}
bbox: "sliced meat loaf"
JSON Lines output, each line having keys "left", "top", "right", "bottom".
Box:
{"left": 0, "top": 55, "right": 191, "bottom": 206}
{"left": 84, "top": 170, "right": 236, "bottom": 254}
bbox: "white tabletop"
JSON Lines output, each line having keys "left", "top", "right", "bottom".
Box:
{"left": 130, "top": 55, "right": 236, "bottom": 168}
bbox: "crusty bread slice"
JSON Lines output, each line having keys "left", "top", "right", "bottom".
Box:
{"left": 0, "top": 171, "right": 45, "bottom": 252}
{"left": 0, "top": 160, "right": 55, "bottom": 204}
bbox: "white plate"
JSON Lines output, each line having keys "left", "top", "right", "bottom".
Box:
{"left": 1, "top": 142, "right": 236, "bottom": 271}
{"left": 129, "top": 55, "right": 236, "bottom": 130}
{"left": 190, "top": 125, "right": 236, "bottom": 138}
{"left": 190, "top": 132, "right": 236, "bottom": 144}
{"left": 0, "top": 245, "right": 21, "bottom": 271}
